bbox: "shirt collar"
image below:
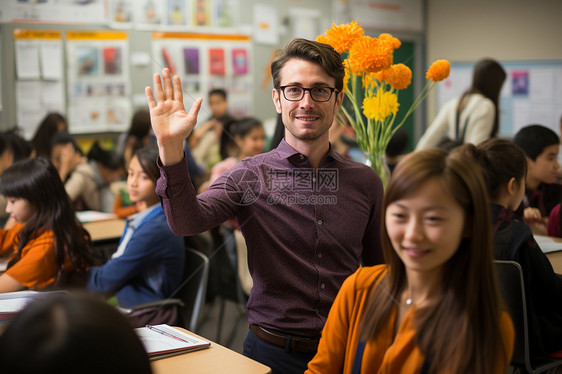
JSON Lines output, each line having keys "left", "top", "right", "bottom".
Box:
{"left": 128, "top": 203, "right": 160, "bottom": 229}
{"left": 275, "top": 139, "right": 337, "bottom": 165}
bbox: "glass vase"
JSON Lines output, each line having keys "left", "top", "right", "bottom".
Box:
{"left": 363, "top": 151, "right": 390, "bottom": 189}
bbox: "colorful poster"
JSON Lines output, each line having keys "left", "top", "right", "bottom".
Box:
{"left": 209, "top": 48, "right": 225, "bottom": 75}
{"left": 77, "top": 47, "right": 99, "bottom": 76}
{"left": 103, "top": 47, "right": 122, "bottom": 75}
{"left": 168, "top": 0, "right": 187, "bottom": 25}
{"left": 232, "top": 48, "right": 248, "bottom": 75}
{"left": 183, "top": 48, "right": 200, "bottom": 74}
{"left": 161, "top": 47, "right": 177, "bottom": 74}
{"left": 141, "top": 0, "right": 161, "bottom": 24}
{"left": 214, "top": 0, "right": 235, "bottom": 27}
{"left": 512, "top": 70, "right": 529, "bottom": 96}
{"left": 193, "top": 0, "right": 211, "bottom": 26}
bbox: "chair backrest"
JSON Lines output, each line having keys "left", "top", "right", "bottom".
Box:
{"left": 176, "top": 248, "right": 209, "bottom": 332}
{"left": 495, "top": 260, "right": 529, "bottom": 367}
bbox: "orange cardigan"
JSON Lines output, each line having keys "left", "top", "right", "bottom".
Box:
{"left": 0, "top": 223, "right": 69, "bottom": 289}
{"left": 306, "top": 265, "right": 514, "bottom": 374}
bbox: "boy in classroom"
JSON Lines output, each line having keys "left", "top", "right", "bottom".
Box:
{"left": 513, "top": 124, "right": 562, "bottom": 235}
{"left": 189, "top": 88, "right": 234, "bottom": 171}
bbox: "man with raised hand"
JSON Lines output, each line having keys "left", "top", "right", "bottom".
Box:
{"left": 146, "top": 38, "right": 383, "bottom": 374}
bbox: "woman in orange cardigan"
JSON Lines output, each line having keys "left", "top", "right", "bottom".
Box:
{"left": 0, "top": 158, "right": 92, "bottom": 292}
{"left": 306, "top": 149, "right": 514, "bottom": 374}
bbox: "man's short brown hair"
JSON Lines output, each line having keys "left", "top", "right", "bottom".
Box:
{"left": 271, "top": 38, "right": 345, "bottom": 92}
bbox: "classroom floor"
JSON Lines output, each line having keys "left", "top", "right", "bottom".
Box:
{"left": 196, "top": 298, "right": 249, "bottom": 354}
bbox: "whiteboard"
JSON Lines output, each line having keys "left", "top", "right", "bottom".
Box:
{"left": 437, "top": 61, "right": 562, "bottom": 137}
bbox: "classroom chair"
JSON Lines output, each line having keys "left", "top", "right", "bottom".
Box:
{"left": 130, "top": 247, "right": 210, "bottom": 332}
{"left": 199, "top": 227, "right": 249, "bottom": 348}
{"left": 495, "top": 260, "right": 562, "bottom": 374}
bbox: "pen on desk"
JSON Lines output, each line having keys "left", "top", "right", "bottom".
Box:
{"left": 146, "top": 325, "right": 189, "bottom": 343}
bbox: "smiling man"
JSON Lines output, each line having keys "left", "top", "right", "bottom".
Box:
{"left": 146, "top": 38, "right": 383, "bottom": 374}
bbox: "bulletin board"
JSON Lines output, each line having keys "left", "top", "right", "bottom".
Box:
{"left": 437, "top": 61, "right": 562, "bottom": 137}
{"left": 13, "top": 29, "right": 65, "bottom": 139}
{"left": 151, "top": 32, "right": 253, "bottom": 118}
{"left": 66, "top": 31, "right": 131, "bottom": 133}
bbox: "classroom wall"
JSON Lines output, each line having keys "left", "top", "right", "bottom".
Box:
{"left": 0, "top": 1, "right": 333, "bottom": 139}
{"left": 239, "top": 0, "right": 334, "bottom": 133}
{"left": 423, "top": 0, "right": 562, "bottom": 139}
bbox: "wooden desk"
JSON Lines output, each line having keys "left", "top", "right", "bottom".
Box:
{"left": 546, "top": 251, "right": 562, "bottom": 274}
{"left": 534, "top": 235, "right": 562, "bottom": 274}
{"left": 151, "top": 328, "right": 271, "bottom": 374}
{"left": 82, "top": 218, "right": 125, "bottom": 242}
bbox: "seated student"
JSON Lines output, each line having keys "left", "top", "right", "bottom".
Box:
{"left": 0, "top": 158, "right": 92, "bottom": 292}
{"left": 117, "top": 109, "right": 153, "bottom": 169}
{"left": 31, "top": 112, "right": 67, "bottom": 159}
{"left": 50, "top": 132, "right": 99, "bottom": 211}
{"left": 0, "top": 293, "right": 152, "bottom": 374}
{"left": 190, "top": 88, "right": 234, "bottom": 170}
{"left": 513, "top": 124, "right": 562, "bottom": 235}
{"left": 87, "top": 146, "right": 185, "bottom": 326}
{"left": 87, "top": 141, "right": 125, "bottom": 213}
{"left": 461, "top": 138, "right": 562, "bottom": 357}
{"left": 306, "top": 149, "right": 514, "bottom": 374}
{"left": 199, "top": 117, "right": 266, "bottom": 193}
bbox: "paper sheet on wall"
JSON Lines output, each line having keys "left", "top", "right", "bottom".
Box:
{"left": 289, "top": 8, "right": 320, "bottom": 41}
{"left": 40, "top": 43, "right": 63, "bottom": 80}
{"left": 16, "top": 80, "right": 47, "bottom": 139}
{"left": 15, "top": 42, "right": 40, "bottom": 79}
{"left": 41, "top": 81, "right": 64, "bottom": 110}
{"left": 253, "top": 4, "right": 279, "bottom": 45}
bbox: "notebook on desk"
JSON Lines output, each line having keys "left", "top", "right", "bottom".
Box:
{"left": 0, "top": 290, "right": 64, "bottom": 323}
{"left": 534, "top": 235, "right": 562, "bottom": 254}
{"left": 135, "top": 324, "right": 211, "bottom": 361}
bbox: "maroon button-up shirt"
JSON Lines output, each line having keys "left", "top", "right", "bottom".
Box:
{"left": 156, "top": 139, "right": 383, "bottom": 337}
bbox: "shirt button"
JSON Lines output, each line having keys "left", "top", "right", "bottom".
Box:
{"left": 318, "top": 253, "right": 322, "bottom": 258}
{"left": 317, "top": 220, "right": 323, "bottom": 225}
{"left": 299, "top": 154, "right": 304, "bottom": 160}
{"left": 312, "top": 177, "right": 317, "bottom": 182}
{"left": 320, "top": 283, "right": 325, "bottom": 289}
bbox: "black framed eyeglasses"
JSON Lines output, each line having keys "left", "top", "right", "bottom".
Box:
{"left": 279, "top": 85, "right": 338, "bottom": 102}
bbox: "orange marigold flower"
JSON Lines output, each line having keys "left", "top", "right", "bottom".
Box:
{"left": 426, "top": 59, "right": 450, "bottom": 82}
{"left": 348, "top": 35, "right": 393, "bottom": 74}
{"left": 385, "top": 64, "right": 412, "bottom": 90}
{"left": 316, "top": 35, "right": 329, "bottom": 45}
{"left": 378, "top": 33, "right": 401, "bottom": 49}
{"left": 317, "top": 20, "right": 364, "bottom": 54}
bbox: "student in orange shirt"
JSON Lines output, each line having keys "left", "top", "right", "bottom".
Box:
{"left": 306, "top": 149, "right": 514, "bottom": 374}
{"left": 0, "top": 158, "right": 92, "bottom": 292}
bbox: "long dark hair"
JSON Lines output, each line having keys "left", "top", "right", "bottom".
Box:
{"left": 87, "top": 141, "right": 124, "bottom": 172}
{"left": 133, "top": 146, "right": 160, "bottom": 185}
{"left": 0, "top": 158, "right": 92, "bottom": 285}
{"left": 457, "top": 59, "right": 506, "bottom": 138}
{"left": 220, "top": 117, "right": 263, "bottom": 159}
{"left": 31, "top": 112, "right": 67, "bottom": 159}
{"left": 457, "top": 139, "right": 527, "bottom": 202}
{"left": 360, "top": 149, "right": 509, "bottom": 373}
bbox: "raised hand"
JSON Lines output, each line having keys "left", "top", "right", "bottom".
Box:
{"left": 145, "top": 68, "right": 203, "bottom": 165}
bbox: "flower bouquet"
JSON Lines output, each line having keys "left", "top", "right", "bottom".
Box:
{"left": 317, "top": 21, "right": 450, "bottom": 187}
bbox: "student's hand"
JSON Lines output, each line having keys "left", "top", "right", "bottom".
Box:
{"left": 524, "top": 207, "right": 548, "bottom": 235}
{"left": 523, "top": 207, "right": 542, "bottom": 224}
{"left": 145, "top": 68, "right": 203, "bottom": 165}
{"left": 59, "top": 144, "right": 82, "bottom": 181}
